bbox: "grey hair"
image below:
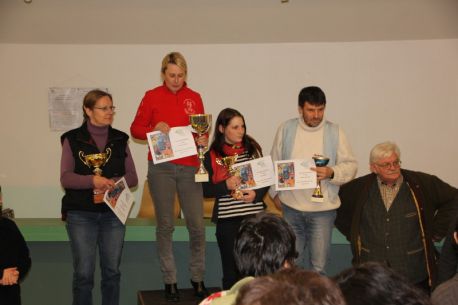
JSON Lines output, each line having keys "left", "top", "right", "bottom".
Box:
{"left": 369, "top": 141, "right": 401, "bottom": 164}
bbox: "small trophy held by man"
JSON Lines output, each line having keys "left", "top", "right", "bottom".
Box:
{"left": 216, "top": 155, "right": 244, "bottom": 200}
{"left": 79, "top": 148, "right": 112, "bottom": 203}
{"left": 189, "top": 114, "right": 212, "bottom": 182}
{"left": 311, "top": 154, "right": 329, "bottom": 203}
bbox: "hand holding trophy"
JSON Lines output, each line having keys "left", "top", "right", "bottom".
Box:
{"left": 79, "top": 148, "right": 112, "bottom": 204}
{"left": 216, "top": 155, "right": 244, "bottom": 200}
{"left": 189, "top": 114, "right": 212, "bottom": 182}
{"left": 311, "top": 154, "right": 330, "bottom": 203}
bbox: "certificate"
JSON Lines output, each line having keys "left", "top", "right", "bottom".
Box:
{"left": 274, "top": 159, "right": 317, "bottom": 191}
{"left": 104, "top": 177, "right": 134, "bottom": 225}
{"left": 147, "top": 126, "right": 197, "bottom": 164}
{"left": 232, "top": 156, "right": 275, "bottom": 190}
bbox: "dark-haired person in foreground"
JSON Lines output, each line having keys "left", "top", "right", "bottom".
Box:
{"left": 334, "top": 262, "right": 432, "bottom": 305}
{"left": 336, "top": 141, "right": 458, "bottom": 292}
{"left": 236, "top": 267, "right": 345, "bottom": 305}
{"left": 431, "top": 214, "right": 458, "bottom": 305}
{"left": 0, "top": 215, "right": 31, "bottom": 305}
{"left": 199, "top": 213, "right": 297, "bottom": 305}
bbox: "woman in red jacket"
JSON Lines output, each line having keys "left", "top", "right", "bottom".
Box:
{"left": 130, "top": 52, "right": 208, "bottom": 302}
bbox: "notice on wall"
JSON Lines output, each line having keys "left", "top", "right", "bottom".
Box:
{"left": 48, "top": 87, "right": 108, "bottom": 131}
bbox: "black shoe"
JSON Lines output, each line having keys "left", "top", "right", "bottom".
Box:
{"left": 165, "top": 283, "right": 180, "bottom": 302}
{"left": 191, "top": 280, "right": 209, "bottom": 298}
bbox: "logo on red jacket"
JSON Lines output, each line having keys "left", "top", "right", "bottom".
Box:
{"left": 183, "top": 99, "right": 197, "bottom": 114}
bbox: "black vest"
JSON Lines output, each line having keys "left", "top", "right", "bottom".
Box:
{"left": 360, "top": 181, "right": 427, "bottom": 283}
{"left": 61, "top": 122, "right": 128, "bottom": 214}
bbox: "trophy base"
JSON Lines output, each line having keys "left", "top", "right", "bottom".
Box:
{"left": 195, "top": 173, "right": 209, "bottom": 182}
{"left": 311, "top": 196, "right": 324, "bottom": 203}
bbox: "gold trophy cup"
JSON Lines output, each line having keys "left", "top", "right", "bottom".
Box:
{"left": 311, "top": 154, "right": 330, "bottom": 203}
{"left": 216, "top": 155, "right": 244, "bottom": 200}
{"left": 79, "top": 148, "right": 112, "bottom": 204}
{"left": 189, "top": 114, "right": 212, "bottom": 182}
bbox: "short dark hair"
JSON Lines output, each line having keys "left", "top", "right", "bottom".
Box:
{"left": 334, "top": 262, "right": 431, "bottom": 305}
{"left": 236, "top": 267, "right": 345, "bottom": 305}
{"left": 234, "top": 213, "right": 297, "bottom": 277}
{"left": 298, "top": 86, "right": 326, "bottom": 108}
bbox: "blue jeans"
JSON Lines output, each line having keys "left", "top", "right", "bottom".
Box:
{"left": 281, "top": 204, "right": 336, "bottom": 274}
{"left": 66, "top": 210, "right": 125, "bottom": 305}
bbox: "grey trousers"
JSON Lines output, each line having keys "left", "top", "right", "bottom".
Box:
{"left": 147, "top": 161, "right": 205, "bottom": 284}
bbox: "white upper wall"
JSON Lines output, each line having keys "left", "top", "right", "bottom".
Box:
{"left": 1, "top": 0, "right": 457, "bottom": 44}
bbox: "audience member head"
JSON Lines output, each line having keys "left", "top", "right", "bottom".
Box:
{"left": 234, "top": 212, "right": 297, "bottom": 277}
{"left": 334, "top": 262, "right": 431, "bottom": 305}
{"left": 235, "top": 267, "right": 346, "bottom": 305}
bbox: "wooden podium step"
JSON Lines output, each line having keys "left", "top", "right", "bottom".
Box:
{"left": 138, "top": 288, "right": 221, "bottom": 305}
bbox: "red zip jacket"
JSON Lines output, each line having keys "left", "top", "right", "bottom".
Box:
{"left": 130, "top": 83, "right": 204, "bottom": 167}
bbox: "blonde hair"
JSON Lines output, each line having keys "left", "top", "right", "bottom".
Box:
{"left": 161, "top": 52, "right": 188, "bottom": 75}
{"left": 369, "top": 141, "right": 401, "bottom": 164}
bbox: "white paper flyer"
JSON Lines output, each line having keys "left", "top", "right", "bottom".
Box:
{"left": 104, "top": 177, "right": 134, "bottom": 224}
{"left": 231, "top": 156, "right": 276, "bottom": 190}
{"left": 274, "top": 159, "right": 317, "bottom": 191}
{"left": 147, "top": 126, "right": 197, "bottom": 164}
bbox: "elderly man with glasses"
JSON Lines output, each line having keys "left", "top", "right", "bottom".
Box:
{"left": 335, "top": 141, "right": 458, "bottom": 293}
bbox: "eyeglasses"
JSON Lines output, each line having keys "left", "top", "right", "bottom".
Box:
{"left": 376, "top": 160, "right": 402, "bottom": 169}
{"left": 93, "top": 106, "right": 116, "bottom": 112}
